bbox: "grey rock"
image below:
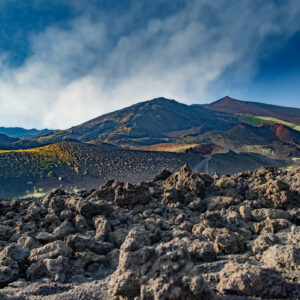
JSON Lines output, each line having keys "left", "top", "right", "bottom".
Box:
{"left": 109, "top": 234, "right": 216, "bottom": 300}
{"left": 188, "top": 240, "right": 216, "bottom": 261}
{"left": 53, "top": 220, "right": 76, "bottom": 239}
{"left": 35, "top": 231, "right": 56, "bottom": 243}
{"left": 108, "top": 228, "right": 129, "bottom": 247}
{"left": 1, "top": 243, "right": 29, "bottom": 263}
{"left": 261, "top": 244, "right": 300, "bottom": 270}
{"left": 94, "top": 215, "right": 111, "bottom": 241}
{"left": 74, "top": 249, "right": 105, "bottom": 268}
{"left": 252, "top": 233, "right": 279, "bottom": 257}
{"left": 76, "top": 199, "right": 112, "bottom": 219}
{"left": 74, "top": 214, "right": 91, "bottom": 233}
{"left": 0, "top": 225, "right": 12, "bottom": 241}
{"left": 29, "top": 240, "right": 72, "bottom": 262}
{"left": 0, "top": 256, "right": 19, "bottom": 288}
{"left": 217, "top": 262, "right": 287, "bottom": 299}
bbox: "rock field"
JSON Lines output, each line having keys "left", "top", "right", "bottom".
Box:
{"left": 0, "top": 164, "right": 299, "bottom": 299}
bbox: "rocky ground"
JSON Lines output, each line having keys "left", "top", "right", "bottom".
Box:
{"left": 0, "top": 165, "right": 299, "bottom": 299}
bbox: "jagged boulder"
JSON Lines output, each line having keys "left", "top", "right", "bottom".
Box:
{"left": 74, "top": 214, "right": 91, "bottom": 233}
{"left": 74, "top": 249, "right": 105, "bottom": 268}
{"left": 114, "top": 182, "right": 151, "bottom": 207}
{"left": 35, "top": 231, "right": 56, "bottom": 244}
{"left": 165, "top": 164, "right": 205, "bottom": 195}
{"left": 75, "top": 199, "right": 112, "bottom": 219}
{"left": 66, "top": 233, "right": 113, "bottom": 255}
{"left": 252, "top": 233, "right": 279, "bottom": 257}
{"left": 188, "top": 240, "right": 216, "bottom": 261}
{"left": 0, "top": 225, "right": 13, "bottom": 241}
{"left": 94, "top": 215, "right": 111, "bottom": 241}
{"left": 27, "top": 256, "right": 68, "bottom": 282}
{"left": 1, "top": 243, "right": 29, "bottom": 263}
{"left": 202, "top": 227, "right": 246, "bottom": 255}
{"left": 109, "top": 228, "right": 216, "bottom": 300}
{"left": 152, "top": 169, "right": 172, "bottom": 182}
{"left": 0, "top": 257, "right": 19, "bottom": 288}
{"left": 42, "top": 189, "right": 67, "bottom": 215}
{"left": 29, "top": 241, "right": 72, "bottom": 262}
{"left": 53, "top": 220, "right": 76, "bottom": 239}
{"left": 217, "top": 262, "right": 287, "bottom": 298}
{"left": 252, "top": 218, "right": 292, "bottom": 234}
{"left": 261, "top": 244, "right": 300, "bottom": 271}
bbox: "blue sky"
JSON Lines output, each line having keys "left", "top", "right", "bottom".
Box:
{"left": 0, "top": 0, "right": 299, "bottom": 129}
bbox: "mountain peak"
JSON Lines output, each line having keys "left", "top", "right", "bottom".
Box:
{"left": 214, "top": 96, "right": 239, "bottom": 104}
{"left": 205, "top": 96, "right": 300, "bottom": 125}
{"left": 151, "top": 97, "right": 172, "bottom": 101}
{"left": 145, "top": 97, "right": 178, "bottom": 104}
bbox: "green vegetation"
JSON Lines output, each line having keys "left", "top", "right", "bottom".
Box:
{"left": 243, "top": 145, "right": 275, "bottom": 156}
{"left": 0, "top": 141, "right": 199, "bottom": 198}
{"left": 292, "top": 157, "right": 300, "bottom": 161}
{"left": 0, "top": 143, "right": 80, "bottom": 179}
{"left": 139, "top": 143, "right": 199, "bottom": 153}
{"left": 240, "top": 115, "right": 300, "bottom": 131}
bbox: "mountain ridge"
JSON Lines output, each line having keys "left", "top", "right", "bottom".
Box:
{"left": 34, "top": 97, "right": 240, "bottom": 146}
{"left": 205, "top": 96, "right": 300, "bottom": 124}
{"left": 0, "top": 126, "right": 54, "bottom": 139}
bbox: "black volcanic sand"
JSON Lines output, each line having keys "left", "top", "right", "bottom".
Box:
{"left": 0, "top": 141, "right": 286, "bottom": 199}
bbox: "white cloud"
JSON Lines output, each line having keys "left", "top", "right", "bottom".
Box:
{"left": 0, "top": 0, "right": 299, "bottom": 129}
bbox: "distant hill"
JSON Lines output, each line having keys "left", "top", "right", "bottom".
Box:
{"left": 0, "top": 133, "right": 41, "bottom": 150}
{"left": 226, "top": 123, "right": 300, "bottom": 145}
{"left": 0, "top": 134, "right": 19, "bottom": 148}
{"left": 204, "top": 96, "right": 300, "bottom": 125}
{"left": 0, "top": 127, "right": 54, "bottom": 139}
{"left": 35, "top": 97, "right": 240, "bottom": 146}
{"left": 0, "top": 140, "right": 198, "bottom": 198}
{"left": 195, "top": 123, "right": 300, "bottom": 159}
{"left": 194, "top": 150, "right": 286, "bottom": 174}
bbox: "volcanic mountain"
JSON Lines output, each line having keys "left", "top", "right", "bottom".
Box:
{"left": 204, "top": 96, "right": 300, "bottom": 125}
{"left": 35, "top": 97, "right": 240, "bottom": 147}
{"left": 35, "top": 96, "right": 300, "bottom": 149}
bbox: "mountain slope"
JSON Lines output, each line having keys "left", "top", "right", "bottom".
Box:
{"left": 0, "top": 134, "right": 19, "bottom": 148}
{"left": 0, "top": 140, "right": 199, "bottom": 198}
{"left": 35, "top": 97, "right": 240, "bottom": 146}
{"left": 204, "top": 96, "right": 300, "bottom": 125}
{"left": 226, "top": 123, "right": 300, "bottom": 145}
{"left": 193, "top": 123, "right": 300, "bottom": 159}
{"left": 0, "top": 140, "right": 286, "bottom": 198}
{"left": 194, "top": 150, "right": 286, "bottom": 174}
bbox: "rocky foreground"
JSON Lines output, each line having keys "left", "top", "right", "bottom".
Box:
{"left": 0, "top": 165, "right": 299, "bottom": 299}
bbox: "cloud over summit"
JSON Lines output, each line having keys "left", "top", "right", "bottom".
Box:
{"left": 0, "top": 0, "right": 300, "bottom": 129}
